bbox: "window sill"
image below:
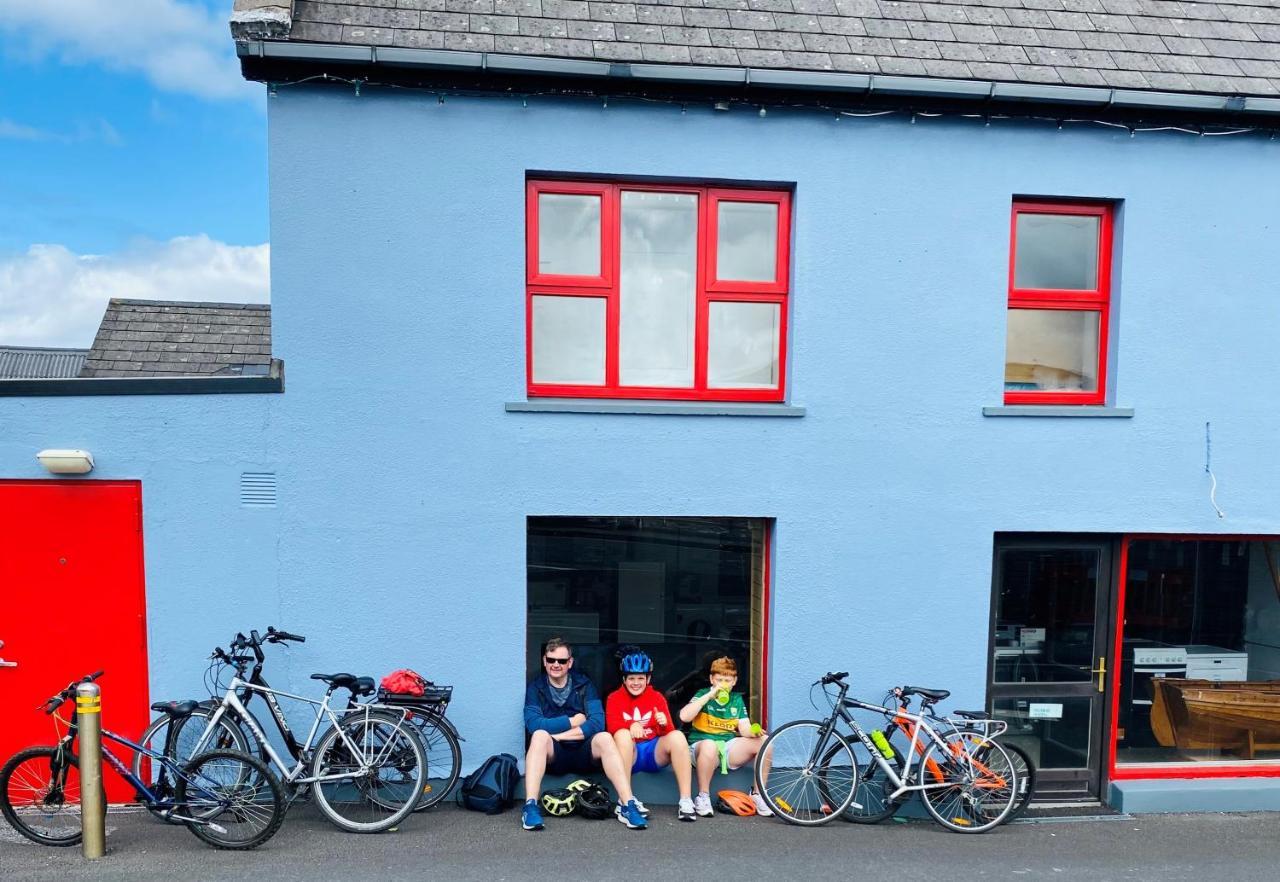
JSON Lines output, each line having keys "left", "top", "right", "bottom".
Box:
{"left": 506, "top": 399, "right": 806, "bottom": 417}
{"left": 983, "top": 405, "right": 1133, "bottom": 418}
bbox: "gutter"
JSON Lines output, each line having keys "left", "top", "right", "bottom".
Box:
{"left": 237, "top": 40, "right": 1280, "bottom": 120}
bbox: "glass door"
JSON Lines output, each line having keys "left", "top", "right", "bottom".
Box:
{"left": 989, "top": 538, "right": 1116, "bottom": 800}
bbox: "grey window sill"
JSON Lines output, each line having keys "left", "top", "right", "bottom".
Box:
{"left": 983, "top": 405, "right": 1134, "bottom": 418}
{"left": 506, "top": 399, "right": 805, "bottom": 417}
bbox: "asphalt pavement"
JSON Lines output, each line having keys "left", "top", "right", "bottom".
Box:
{"left": 2, "top": 802, "right": 1278, "bottom": 882}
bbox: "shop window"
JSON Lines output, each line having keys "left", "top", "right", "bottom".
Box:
{"left": 1004, "top": 201, "right": 1114, "bottom": 406}
{"left": 1117, "top": 539, "right": 1280, "bottom": 767}
{"left": 526, "top": 180, "right": 791, "bottom": 402}
{"left": 526, "top": 517, "right": 770, "bottom": 723}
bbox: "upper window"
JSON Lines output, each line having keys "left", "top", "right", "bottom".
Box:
{"left": 1004, "top": 201, "right": 1114, "bottom": 406}
{"left": 526, "top": 180, "right": 791, "bottom": 402}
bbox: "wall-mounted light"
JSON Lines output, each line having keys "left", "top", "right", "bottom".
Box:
{"left": 37, "top": 449, "right": 94, "bottom": 475}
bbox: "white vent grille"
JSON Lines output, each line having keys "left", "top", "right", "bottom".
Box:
{"left": 240, "top": 472, "right": 277, "bottom": 508}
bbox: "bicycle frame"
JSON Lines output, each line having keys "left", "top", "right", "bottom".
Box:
{"left": 831, "top": 695, "right": 970, "bottom": 801}
{"left": 883, "top": 698, "right": 1010, "bottom": 788}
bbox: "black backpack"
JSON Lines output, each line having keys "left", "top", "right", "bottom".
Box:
{"left": 457, "top": 753, "right": 519, "bottom": 814}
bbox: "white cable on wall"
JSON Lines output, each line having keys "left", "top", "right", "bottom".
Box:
{"left": 1206, "top": 421, "right": 1226, "bottom": 519}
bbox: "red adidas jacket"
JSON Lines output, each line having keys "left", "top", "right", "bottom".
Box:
{"left": 606, "top": 685, "right": 674, "bottom": 742}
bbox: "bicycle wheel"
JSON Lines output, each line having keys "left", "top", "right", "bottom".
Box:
{"left": 132, "top": 708, "right": 249, "bottom": 822}
{"left": 754, "top": 720, "right": 856, "bottom": 826}
{"left": 995, "top": 740, "right": 1036, "bottom": 821}
{"left": 918, "top": 736, "right": 1017, "bottom": 833}
{"left": 310, "top": 710, "right": 425, "bottom": 833}
{"left": 0, "top": 746, "right": 84, "bottom": 846}
{"left": 822, "top": 740, "right": 904, "bottom": 824}
{"left": 409, "top": 714, "right": 462, "bottom": 811}
{"left": 174, "top": 749, "right": 285, "bottom": 850}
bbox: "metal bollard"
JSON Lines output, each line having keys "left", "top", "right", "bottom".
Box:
{"left": 76, "top": 682, "right": 106, "bottom": 859}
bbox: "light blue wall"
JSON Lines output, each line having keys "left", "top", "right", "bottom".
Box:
{"left": 4, "top": 88, "right": 1279, "bottom": 770}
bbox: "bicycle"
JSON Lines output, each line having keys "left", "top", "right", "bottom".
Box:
{"left": 755, "top": 672, "right": 1019, "bottom": 833}
{"left": 181, "top": 628, "right": 426, "bottom": 833}
{"left": 374, "top": 681, "right": 463, "bottom": 811}
{"left": 838, "top": 687, "right": 1035, "bottom": 825}
{"left": 0, "top": 672, "right": 285, "bottom": 850}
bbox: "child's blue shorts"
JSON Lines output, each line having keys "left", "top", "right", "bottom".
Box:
{"left": 633, "top": 738, "right": 663, "bottom": 774}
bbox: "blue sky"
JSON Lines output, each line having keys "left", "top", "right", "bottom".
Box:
{"left": 0, "top": 0, "right": 270, "bottom": 347}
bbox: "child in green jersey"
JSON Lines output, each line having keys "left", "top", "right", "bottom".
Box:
{"left": 678, "top": 655, "right": 772, "bottom": 817}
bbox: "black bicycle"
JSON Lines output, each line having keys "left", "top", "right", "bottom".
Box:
{"left": 0, "top": 672, "right": 285, "bottom": 850}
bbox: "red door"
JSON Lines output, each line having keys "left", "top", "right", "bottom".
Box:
{"left": 0, "top": 480, "right": 148, "bottom": 802}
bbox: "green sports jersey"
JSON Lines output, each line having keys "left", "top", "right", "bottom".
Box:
{"left": 688, "top": 688, "right": 748, "bottom": 743}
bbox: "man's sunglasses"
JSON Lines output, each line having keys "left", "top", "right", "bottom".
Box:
{"left": 544, "top": 656, "right": 571, "bottom": 666}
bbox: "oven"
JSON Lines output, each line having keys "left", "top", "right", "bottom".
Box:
{"left": 1120, "top": 640, "right": 1187, "bottom": 747}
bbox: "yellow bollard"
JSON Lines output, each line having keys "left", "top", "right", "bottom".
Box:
{"left": 76, "top": 682, "right": 106, "bottom": 860}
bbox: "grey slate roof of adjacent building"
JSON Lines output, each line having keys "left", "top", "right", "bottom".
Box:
{"left": 80, "top": 299, "right": 273, "bottom": 378}
{"left": 0, "top": 346, "right": 89, "bottom": 379}
{"left": 239, "top": 0, "right": 1280, "bottom": 97}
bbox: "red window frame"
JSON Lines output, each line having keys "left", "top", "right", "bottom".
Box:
{"left": 525, "top": 179, "right": 792, "bottom": 402}
{"left": 1004, "top": 200, "right": 1114, "bottom": 406}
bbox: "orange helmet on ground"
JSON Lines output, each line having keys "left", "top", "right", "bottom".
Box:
{"left": 715, "top": 790, "right": 757, "bottom": 816}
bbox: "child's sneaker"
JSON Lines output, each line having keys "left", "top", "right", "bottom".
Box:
{"left": 633, "top": 798, "right": 650, "bottom": 817}
{"left": 521, "top": 799, "right": 545, "bottom": 831}
{"left": 615, "top": 799, "right": 648, "bottom": 829}
{"left": 677, "top": 798, "right": 697, "bottom": 822}
{"left": 750, "top": 790, "right": 774, "bottom": 817}
{"left": 693, "top": 792, "right": 715, "bottom": 817}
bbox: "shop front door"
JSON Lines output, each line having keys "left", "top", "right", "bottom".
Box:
{"left": 988, "top": 537, "right": 1116, "bottom": 801}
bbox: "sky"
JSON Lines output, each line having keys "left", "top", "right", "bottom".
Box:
{"left": 0, "top": 0, "right": 269, "bottom": 348}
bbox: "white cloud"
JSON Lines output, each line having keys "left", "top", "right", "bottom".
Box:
{"left": 0, "top": 0, "right": 258, "bottom": 103}
{"left": 0, "top": 115, "right": 124, "bottom": 145}
{"left": 0, "top": 236, "right": 270, "bottom": 348}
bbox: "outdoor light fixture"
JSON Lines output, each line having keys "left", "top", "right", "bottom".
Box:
{"left": 36, "top": 449, "right": 94, "bottom": 475}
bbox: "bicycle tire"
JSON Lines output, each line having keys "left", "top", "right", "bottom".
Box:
{"left": 310, "top": 710, "right": 425, "bottom": 833}
{"left": 994, "top": 740, "right": 1036, "bottom": 821}
{"left": 0, "top": 746, "right": 85, "bottom": 846}
{"left": 408, "top": 713, "right": 462, "bottom": 811}
{"left": 175, "top": 749, "right": 286, "bottom": 850}
{"left": 132, "top": 708, "right": 250, "bottom": 822}
{"left": 918, "top": 736, "right": 1016, "bottom": 833}
{"left": 822, "top": 740, "right": 904, "bottom": 824}
{"left": 754, "top": 720, "right": 857, "bottom": 826}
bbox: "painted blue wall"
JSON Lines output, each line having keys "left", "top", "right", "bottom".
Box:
{"left": 3, "top": 88, "right": 1279, "bottom": 772}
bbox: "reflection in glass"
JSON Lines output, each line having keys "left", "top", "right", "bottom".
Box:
{"left": 620, "top": 192, "right": 697, "bottom": 387}
{"left": 993, "top": 698, "right": 1093, "bottom": 770}
{"left": 1004, "top": 309, "right": 1099, "bottom": 393}
{"left": 1014, "top": 213, "right": 1099, "bottom": 290}
{"left": 531, "top": 295, "right": 605, "bottom": 385}
{"left": 992, "top": 547, "right": 1099, "bottom": 684}
{"left": 717, "top": 202, "right": 778, "bottom": 282}
{"left": 708, "top": 302, "right": 780, "bottom": 389}
{"left": 1117, "top": 540, "right": 1280, "bottom": 765}
{"left": 527, "top": 517, "right": 769, "bottom": 721}
{"left": 538, "top": 193, "right": 601, "bottom": 276}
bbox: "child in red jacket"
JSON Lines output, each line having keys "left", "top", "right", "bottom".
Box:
{"left": 606, "top": 650, "right": 696, "bottom": 822}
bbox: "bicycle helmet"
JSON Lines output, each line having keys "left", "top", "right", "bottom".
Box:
{"left": 574, "top": 783, "right": 613, "bottom": 819}
{"left": 540, "top": 788, "right": 577, "bottom": 817}
{"left": 619, "top": 651, "right": 653, "bottom": 675}
{"left": 715, "top": 790, "right": 757, "bottom": 817}
{"left": 565, "top": 778, "right": 594, "bottom": 794}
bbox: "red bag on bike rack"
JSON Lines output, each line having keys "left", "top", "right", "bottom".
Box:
{"left": 381, "top": 669, "right": 427, "bottom": 696}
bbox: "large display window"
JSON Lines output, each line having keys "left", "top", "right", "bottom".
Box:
{"left": 1116, "top": 539, "right": 1280, "bottom": 767}
{"left": 526, "top": 517, "right": 770, "bottom": 722}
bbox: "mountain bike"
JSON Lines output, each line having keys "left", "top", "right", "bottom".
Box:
{"left": 0, "top": 672, "right": 285, "bottom": 850}
{"left": 179, "top": 629, "right": 426, "bottom": 833}
{"left": 755, "top": 672, "right": 1019, "bottom": 833}
{"left": 838, "top": 687, "right": 1035, "bottom": 824}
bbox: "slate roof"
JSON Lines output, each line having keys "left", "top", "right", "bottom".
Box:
{"left": 0, "top": 346, "right": 88, "bottom": 379}
{"left": 80, "top": 300, "right": 273, "bottom": 378}
{"left": 261, "top": 0, "right": 1280, "bottom": 97}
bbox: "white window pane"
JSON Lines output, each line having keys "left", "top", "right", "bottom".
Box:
{"left": 1005, "top": 309, "right": 1099, "bottom": 393}
{"left": 538, "top": 193, "right": 601, "bottom": 276}
{"left": 717, "top": 201, "right": 778, "bottom": 283}
{"left": 1014, "top": 214, "right": 1099, "bottom": 290}
{"left": 532, "top": 295, "right": 605, "bottom": 385}
{"left": 708, "top": 301, "right": 781, "bottom": 389}
{"left": 620, "top": 191, "right": 697, "bottom": 388}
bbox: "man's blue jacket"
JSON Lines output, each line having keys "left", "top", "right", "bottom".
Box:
{"left": 524, "top": 670, "right": 605, "bottom": 740}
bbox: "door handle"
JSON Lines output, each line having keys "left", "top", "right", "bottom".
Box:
{"left": 1091, "top": 656, "right": 1107, "bottom": 693}
{"left": 0, "top": 638, "right": 12, "bottom": 667}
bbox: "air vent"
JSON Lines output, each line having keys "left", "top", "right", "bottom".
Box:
{"left": 240, "top": 472, "right": 277, "bottom": 508}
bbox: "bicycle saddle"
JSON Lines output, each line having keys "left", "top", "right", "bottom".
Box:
{"left": 311, "top": 672, "right": 376, "bottom": 696}
{"left": 951, "top": 709, "right": 989, "bottom": 719}
{"left": 150, "top": 699, "right": 199, "bottom": 718}
{"left": 901, "top": 686, "right": 951, "bottom": 702}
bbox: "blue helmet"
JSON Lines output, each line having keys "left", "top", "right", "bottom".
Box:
{"left": 619, "top": 652, "right": 653, "bottom": 675}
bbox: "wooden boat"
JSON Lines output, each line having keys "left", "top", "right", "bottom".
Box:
{"left": 1150, "top": 678, "right": 1280, "bottom": 758}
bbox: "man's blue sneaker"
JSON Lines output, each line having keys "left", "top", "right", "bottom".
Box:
{"left": 615, "top": 799, "right": 648, "bottom": 830}
{"left": 522, "top": 799, "right": 545, "bottom": 831}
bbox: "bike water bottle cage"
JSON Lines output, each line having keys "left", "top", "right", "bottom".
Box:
{"left": 619, "top": 652, "right": 653, "bottom": 675}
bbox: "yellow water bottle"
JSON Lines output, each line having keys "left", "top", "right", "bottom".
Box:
{"left": 870, "top": 729, "right": 896, "bottom": 760}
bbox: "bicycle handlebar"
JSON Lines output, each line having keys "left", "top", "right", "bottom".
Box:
{"left": 820, "top": 671, "right": 849, "bottom": 685}
{"left": 43, "top": 671, "right": 104, "bottom": 714}
{"left": 266, "top": 626, "right": 305, "bottom": 643}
